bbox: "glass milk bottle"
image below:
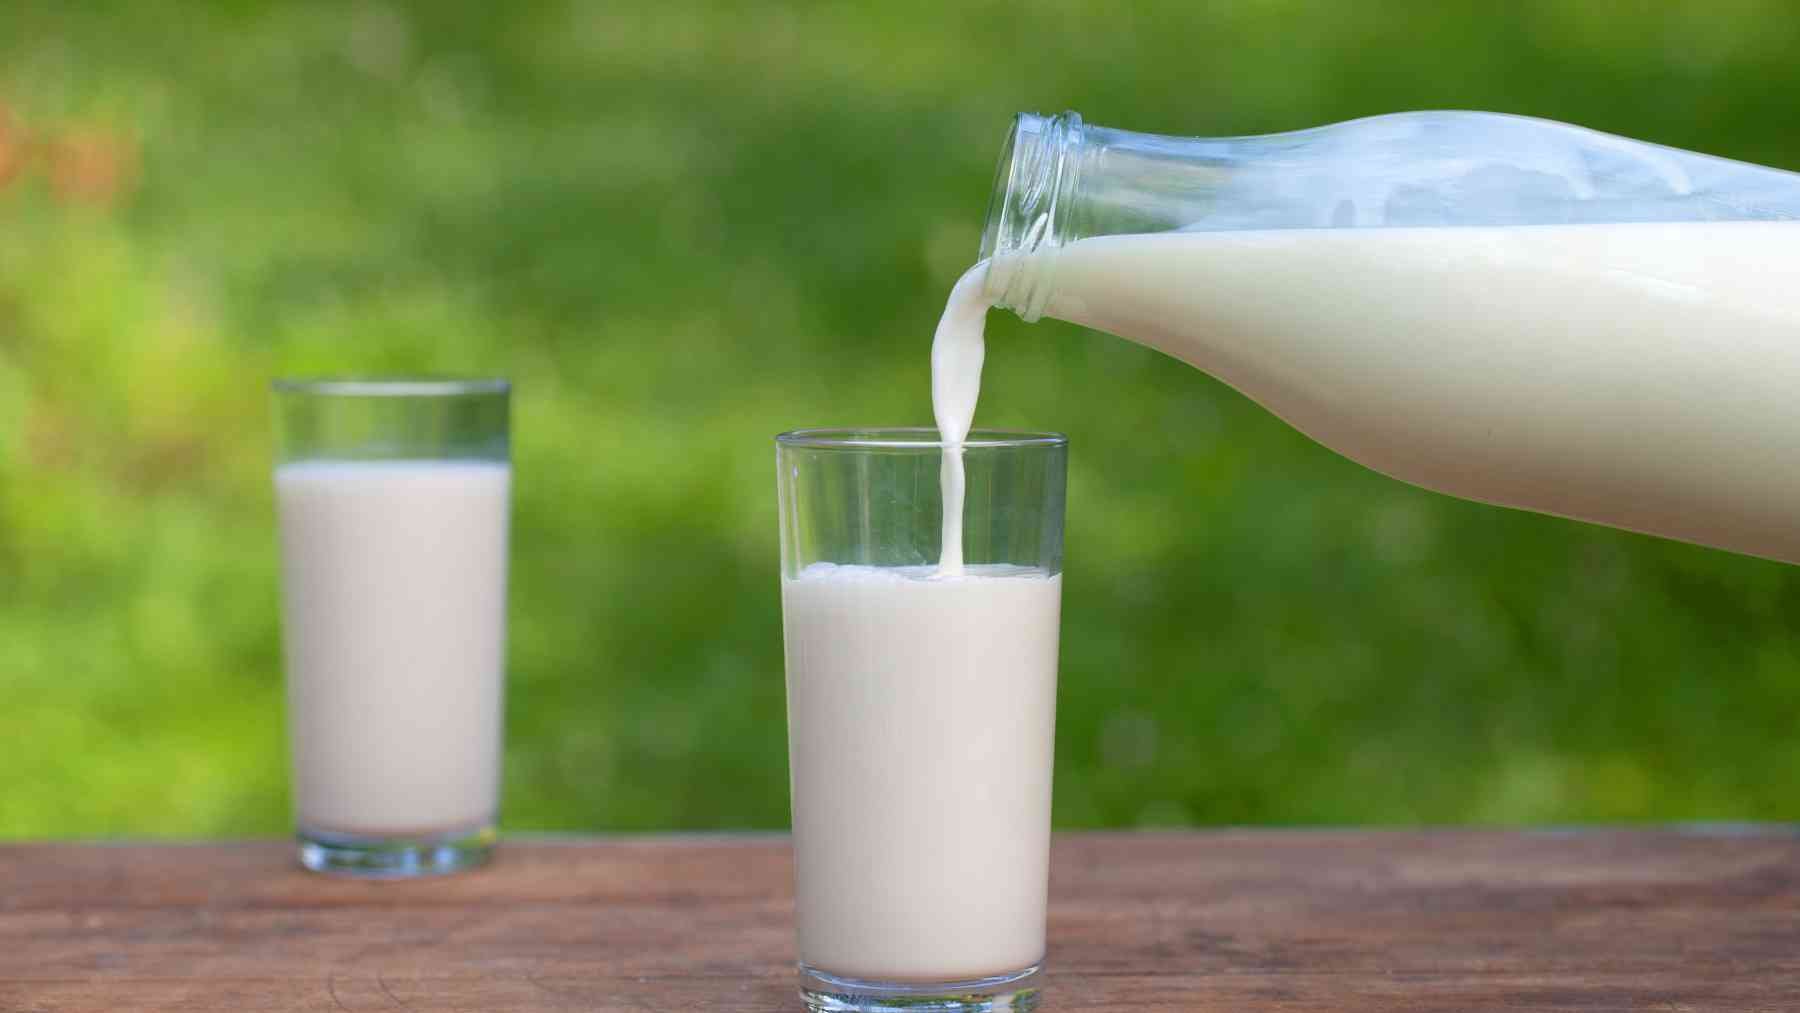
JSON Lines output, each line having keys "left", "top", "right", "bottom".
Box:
{"left": 972, "top": 111, "right": 1800, "bottom": 564}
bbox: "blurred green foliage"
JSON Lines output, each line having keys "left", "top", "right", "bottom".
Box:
{"left": 4, "top": 0, "right": 1800, "bottom": 836}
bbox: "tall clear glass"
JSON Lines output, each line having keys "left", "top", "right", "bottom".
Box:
{"left": 273, "top": 378, "right": 511, "bottom": 877}
{"left": 776, "top": 428, "right": 1068, "bottom": 1013}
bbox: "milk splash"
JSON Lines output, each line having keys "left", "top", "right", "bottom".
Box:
{"left": 929, "top": 262, "right": 994, "bottom": 576}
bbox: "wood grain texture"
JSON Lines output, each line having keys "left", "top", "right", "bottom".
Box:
{"left": 1, "top": 830, "right": 1797, "bottom": 1011}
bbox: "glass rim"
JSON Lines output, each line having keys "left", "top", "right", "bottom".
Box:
{"left": 775, "top": 426, "right": 1067, "bottom": 450}
{"left": 271, "top": 377, "right": 510, "bottom": 397}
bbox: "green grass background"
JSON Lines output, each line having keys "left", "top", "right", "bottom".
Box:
{"left": 4, "top": 0, "right": 1800, "bottom": 836}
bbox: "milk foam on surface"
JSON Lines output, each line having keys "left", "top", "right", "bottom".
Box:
{"left": 277, "top": 460, "right": 510, "bottom": 835}
{"left": 1042, "top": 221, "right": 1800, "bottom": 562}
{"left": 782, "top": 562, "right": 1062, "bottom": 981}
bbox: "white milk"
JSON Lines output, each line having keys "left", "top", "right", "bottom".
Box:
{"left": 930, "top": 265, "right": 991, "bottom": 574}
{"left": 783, "top": 563, "right": 1062, "bottom": 981}
{"left": 276, "top": 460, "right": 510, "bottom": 835}
{"left": 1040, "top": 221, "right": 1800, "bottom": 563}
{"left": 939, "top": 221, "right": 1800, "bottom": 564}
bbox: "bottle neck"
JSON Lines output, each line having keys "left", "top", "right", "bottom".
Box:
{"left": 978, "top": 110, "right": 1289, "bottom": 322}
{"left": 979, "top": 112, "right": 1087, "bottom": 323}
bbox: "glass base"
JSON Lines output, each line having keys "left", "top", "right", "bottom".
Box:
{"left": 297, "top": 824, "right": 496, "bottom": 878}
{"left": 799, "top": 962, "right": 1042, "bottom": 1012}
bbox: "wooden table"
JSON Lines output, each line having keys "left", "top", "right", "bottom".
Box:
{"left": 2, "top": 829, "right": 1796, "bottom": 1010}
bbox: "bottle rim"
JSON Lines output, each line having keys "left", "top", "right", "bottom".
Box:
{"left": 978, "top": 111, "right": 1083, "bottom": 322}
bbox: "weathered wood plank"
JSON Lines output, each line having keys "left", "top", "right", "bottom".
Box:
{"left": 0, "top": 830, "right": 1795, "bottom": 1010}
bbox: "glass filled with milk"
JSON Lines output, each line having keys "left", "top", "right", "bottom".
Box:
{"left": 776, "top": 427, "right": 1067, "bottom": 1012}
{"left": 273, "top": 378, "right": 511, "bottom": 877}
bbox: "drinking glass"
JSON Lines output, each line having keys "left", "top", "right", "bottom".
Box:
{"left": 273, "top": 378, "right": 510, "bottom": 877}
{"left": 776, "top": 427, "right": 1068, "bottom": 1012}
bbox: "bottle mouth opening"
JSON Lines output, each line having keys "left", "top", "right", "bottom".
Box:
{"left": 976, "top": 111, "right": 1082, "bottom": 321}
{"left": 978, "top": 115, "right": 1027, "bottom": 266}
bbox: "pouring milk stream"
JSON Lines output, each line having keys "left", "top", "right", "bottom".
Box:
{"left": 932, "top": 110, "right": 1800, "bottom": 570}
